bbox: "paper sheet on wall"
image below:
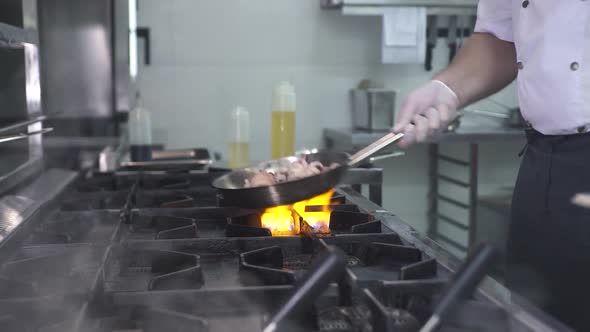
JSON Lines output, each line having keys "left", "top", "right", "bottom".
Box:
{"left": 381, "top": 7, "right": 427, "bottom": 64}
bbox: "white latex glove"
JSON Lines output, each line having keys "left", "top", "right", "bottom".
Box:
{"left": 393, "top": 80, "right": 460, "bottom": 148}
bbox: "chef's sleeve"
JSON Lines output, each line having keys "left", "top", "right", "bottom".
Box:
{"left": 473, "top": 0, "right": 514, "bottom": 42}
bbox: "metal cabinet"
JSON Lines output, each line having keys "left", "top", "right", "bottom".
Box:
{"left": 0, "top": 0, "right": 44, "bottom": 195}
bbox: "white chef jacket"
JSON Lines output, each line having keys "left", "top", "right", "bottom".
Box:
{"left": 475, "top": 0, "right": 590, "bottom": 135}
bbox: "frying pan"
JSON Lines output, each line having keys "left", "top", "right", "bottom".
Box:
{"left": 212, "top": 132, "right": 404, "bottom": 209}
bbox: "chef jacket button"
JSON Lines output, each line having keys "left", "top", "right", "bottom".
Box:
{"left": 577, "top": 126, "right": 587, "bottom": 133}
{"left": 571, "top": 62, "right": 580, "bottom": 71}
{"left": 522, "top": 0, "right": 530, "bottom": 8}
{"left": 517, "top": 61, "right": 524, "bottom": 70}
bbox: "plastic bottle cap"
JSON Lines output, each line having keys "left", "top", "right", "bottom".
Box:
{"left": 128, "top": 103, "right": 152, "bottom": 145}
{"left": 232, "top": 106, "right": 249, "bottom": 118}
{"left": 272, "top": 81, "right": 296, "bottom": 111}
{"left": 230, "top": 106, "right": 250, "bottom": 142}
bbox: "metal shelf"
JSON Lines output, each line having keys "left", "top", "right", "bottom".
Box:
{"left": 340, "top": 0, "right": 476, "bottom": 6}
{"left": 0, "top": 22, "right": 37, "bottom": 48}
{"left": 428, "top": 144, "right": 478, "bottom": 256}
{"left": 322, "top": 0, "right": 477, "bottom": 15}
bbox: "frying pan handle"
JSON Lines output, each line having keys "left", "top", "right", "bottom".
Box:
{"left": 348, "top": 132, "right": 404, "bottom": 167}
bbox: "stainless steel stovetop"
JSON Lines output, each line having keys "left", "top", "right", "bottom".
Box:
{"left": 0, "top": 168, "right": 571, "bottom": 332}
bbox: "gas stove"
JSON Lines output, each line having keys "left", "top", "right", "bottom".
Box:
{"left": 0, "top": 168, "right": 571, "bottom": 332}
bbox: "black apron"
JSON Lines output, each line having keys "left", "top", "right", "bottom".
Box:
{"left": 507, "top": 129, "right": 590, "bottom": 331}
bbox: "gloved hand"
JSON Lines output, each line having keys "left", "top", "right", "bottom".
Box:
{"left": 393, "top": 80, "right": 460, "bottom": 148}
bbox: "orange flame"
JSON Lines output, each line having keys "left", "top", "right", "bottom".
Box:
{"left": 260, "top": 205, "right": 297, "bottom": 236}
{"left": 293, "top": 190, "right": 334, "bottom": 234}
{"left": 261, "top": 190, "right": 334, "bottom": 236}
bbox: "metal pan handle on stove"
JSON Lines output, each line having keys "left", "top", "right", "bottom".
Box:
{"left": 151, "top": 149, "right": 202, "bottom": 161}
{"left": 348, "top": 132, "right": 404, "bottom": 167}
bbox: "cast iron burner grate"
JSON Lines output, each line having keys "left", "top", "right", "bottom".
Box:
{"left": 239, "top": 238, "right": 437, "bottom": 287}
{"left": 24, "top": 210, "right": 119, "bottom": 245}
{"left": 0, "top": 295, "right": 85, "bottom": 332}
{"left": 226, "top": 213, "right": 271, "bottom": 237}
{"left": 226, "top": 208, "right": 382, "bottom": 238}
{"left": 327, "top": 210, "right": 381, "bottom": 235}
{"left": 217, "top": 192, "right": 348, "bottom": 208}
{"left": 360, "top": 280, "right": 446, "bottom": 330}
{"left": 61, "top": 192, "right": 129, "bottom": 211}
{"left": 356, "top": 279, "right": 509, "bottom": 331}
{"left": 0, "top": 246, "right": 102, "bottom": 298}
{"left": 105, "top": 249, "right": 204, "bottom": 291}
{"left": 64, "top": 173, "right": 222, "bottom": 211}
{"left": 87, "top": 306, "right": 209, "bottom": 332}
{"left": 61, "top": 189, "right": 218, "bottom": 211}
{"left": 126, "top": 215, "right": 200, "bottom": 240}
{"left": 76, "top": 171, "right": 218, "bottom": 192}
{"left": 121, "top": 207, "right": 257, "bottom": 240}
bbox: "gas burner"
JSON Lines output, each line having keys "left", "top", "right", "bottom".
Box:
{"left": 225, "top": 208, "right": 382, "bottom": 238}
{"left": 317, "top": 305, "right": 373, "bottom": 332}
{"left": 387, "top": 308, "right": 421, "bottom": 331}
{"left": 105, "top": 249, "right": 204, "bottom": 292}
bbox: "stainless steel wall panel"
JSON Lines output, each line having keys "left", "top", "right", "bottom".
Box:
{"left": 38, "top": 0, "right": 114, "bottom": 118}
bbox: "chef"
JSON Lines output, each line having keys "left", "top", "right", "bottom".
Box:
{"left": 393, "top": 1, "right": 590, "bottom": 330}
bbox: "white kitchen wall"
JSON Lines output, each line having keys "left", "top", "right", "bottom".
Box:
{"left": 136, "top": 0, "right": 524, "bottom": 239}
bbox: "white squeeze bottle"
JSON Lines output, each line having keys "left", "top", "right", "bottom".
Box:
{"left": 271, "top": 81, "right": 296, "bottom": 158}
{"left": 228, "top": 106, "right": 250, "bottom": 169}
{"left": 128, "top": 93, "right": 153, "bottom": 161}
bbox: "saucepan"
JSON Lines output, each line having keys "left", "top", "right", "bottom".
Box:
{"left": 212, "top": 132, "right": 404, "bottom": 209}
{"left": 464, "top": 108, "right": 526, "bottom": 128}
{"left": 447, "top": 107, "right": 527, "bottom": 132}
